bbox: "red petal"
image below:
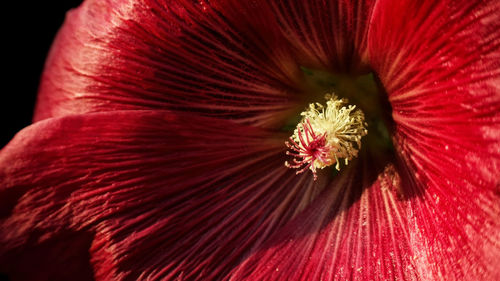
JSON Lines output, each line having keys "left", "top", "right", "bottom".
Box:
{"left": 267, "top": 0, "right": 376, "bottom": 72}
{"left": 368, "top": 1, "right": 500, "bottom": 276}
{"left": 229, "top": 1, "right": 500, "bottom": 278}
{"left": 35, "top": 0, "right": 302, "bottom": 127}
{"left": 229, "top": 158, "right": 500, "bottom": 280}
{"left": 367, "top": 0, "right": 500, "bottom": 188}
{"left": 16, "top": 0, "right": 500, "bottom": 280}
{"left": 0, "top": 111, "right": 329, "bottom": 280}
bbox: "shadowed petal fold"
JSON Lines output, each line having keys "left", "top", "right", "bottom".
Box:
{"left": 268, "top": 0, "right": 376, "bottom": 72}
{"left": 0, "top": 111, "right": 329, "bottom": 280}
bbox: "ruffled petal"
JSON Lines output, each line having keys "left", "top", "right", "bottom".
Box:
{"left": 35, "top": 0, "right": 303, "bottom": 127}
{"left": 0, "top": 111, "right": 329, "bottom": 280}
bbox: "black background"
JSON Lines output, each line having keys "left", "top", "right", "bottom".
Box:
{"left": 2, "top": 3, "right": 88, "bottom": 280}
{"left": 2, "top": 1, "right": 84, "bottom": 148}
{"left": 1, "top": 3, "right": 85, "bottom": 280}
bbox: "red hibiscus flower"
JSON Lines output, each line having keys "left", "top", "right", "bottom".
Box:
{"left": 1, "top": 0, "right": 499, "bottom": 280}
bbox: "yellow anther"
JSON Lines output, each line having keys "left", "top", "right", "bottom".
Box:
{"left": 285, "top": 94, "right": 367, "bottom": 179}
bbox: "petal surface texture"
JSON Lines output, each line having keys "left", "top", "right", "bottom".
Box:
{"left": 2, "top": 0, "right": 500, "bottom": 280}
{"left": 1, "top": 111, "right": 329, "bottom": 280}
{"left": 229, "top": 0, "right": 500, "bottom": 280}
{"left": 35, "top": 0, "right": 303, "bottom": 127}
{"left": 370, "top": 1, "right": 500, "bottom": 278}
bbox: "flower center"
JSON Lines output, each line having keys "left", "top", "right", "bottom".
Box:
{"left": 285, "top": 95, "right": 368, "bottom": 180}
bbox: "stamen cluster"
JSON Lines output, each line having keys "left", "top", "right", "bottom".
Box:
{"left": 285, "top": 95, "right": 368, "bottom": 180}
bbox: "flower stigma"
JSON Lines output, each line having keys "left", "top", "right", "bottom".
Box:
{"left": 285, "top": 94, "right": 368, "bottom": 180}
